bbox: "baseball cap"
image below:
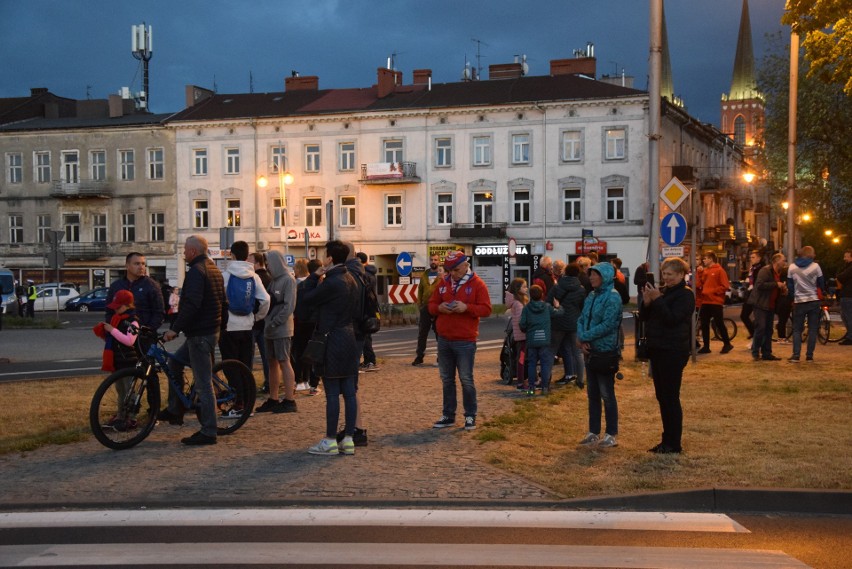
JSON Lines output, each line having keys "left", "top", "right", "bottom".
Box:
{"left": 443, "top": 250, "right": 469, "bottom": 270}
{"left": 107, "top": 289, "right": 135, "bottom": 310}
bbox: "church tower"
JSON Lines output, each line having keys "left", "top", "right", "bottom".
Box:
{"left": 721, "top": 0, "right": 764, "bottom": 156}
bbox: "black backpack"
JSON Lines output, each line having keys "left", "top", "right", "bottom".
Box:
{"left": 357, "top": 273, "right": 381, "bottom": 335}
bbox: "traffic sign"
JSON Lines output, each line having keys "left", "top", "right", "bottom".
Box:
{"left": 396, "top": 251, "right": 413, "bottom": 277}
{"left": 660, "top": 177, "right": 690, "bottom": 211}
{"left": 388, "top": 284, "right": 418, "bottom": 304}
{"left": 660, "top": 212, "right": 688, "bottom": 247}
{"left": 661, "top": 246, "right": 685, "bottom": 258}
{"left": 285, "top": 254, "right": 295, "bottom": 267}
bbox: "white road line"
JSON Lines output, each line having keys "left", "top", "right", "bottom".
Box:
{"left": 0, "top": 509, "right": 748, "bottom": 532}
{"left": 0, "top": 366, "right": 100, "bottom": 378}
{"left": 0, "top": 543, "right": 809, "bottom": 568}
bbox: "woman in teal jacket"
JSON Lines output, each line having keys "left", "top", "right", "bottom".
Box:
{"left": 577, "top": 262, "right": 623, "bottom": 448}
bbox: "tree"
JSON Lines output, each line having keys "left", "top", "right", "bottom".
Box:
{"left": 783, "top": 0, "right": 852, "bottom": 96}
{"left": 755, "top": 32, "right": 852, "bottom": 274}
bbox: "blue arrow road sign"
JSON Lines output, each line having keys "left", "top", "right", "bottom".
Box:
{"left": 396, "top": 251, "right": 413, "bottom": 277}
{"left": 661, "top": 212, "right": 688, "bottom": 246}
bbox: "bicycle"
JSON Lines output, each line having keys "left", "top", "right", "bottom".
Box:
{"left": 694, "top": 309, "right": 738, "bottom": 344}
{"left": 784, "top": 301, "right": 844, "bottom": 345}
{"left": 90, "top": 326, "right": 256, "bottom": 450}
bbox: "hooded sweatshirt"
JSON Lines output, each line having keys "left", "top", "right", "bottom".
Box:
{"left": 223, "top": 260, "right": 271, "bottom": 332}
{"left": 577, "top": 262, "right": 623, "bottom": 353}
{"left": 264, "top": 251, "right": 296, "bottom": 339}
{"left": 520, "top": 299, "right": 561, "bottom": 348}
{"left": 787, "top": 257, "right": 825, "bottom": 303}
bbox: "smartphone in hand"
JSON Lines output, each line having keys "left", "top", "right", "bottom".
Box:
{"left": 646, "top": 273, "right": 655, "bottom": 286}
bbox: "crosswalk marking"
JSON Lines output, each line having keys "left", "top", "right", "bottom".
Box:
{"left": 0, "top": 543, "right": 810, "bottom": 568}
{"left": 0, "top": 509, "right": 748, "bottom": 532}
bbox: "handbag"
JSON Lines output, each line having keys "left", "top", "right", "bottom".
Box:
{"left": 586, "top": 350, "right": 620, "bottom": 375}
{"left": 636, "top": 320, "right": 649, "bottom": 361}
{"left": 302, "top": 330, "right": 329, "bottom": 375}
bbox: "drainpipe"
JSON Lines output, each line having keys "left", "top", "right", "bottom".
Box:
{"left": 535, "top": 103, "right": 547, "bottom": 249}
{"left": 251, "top": 118, "right": 260, "bottom": 250}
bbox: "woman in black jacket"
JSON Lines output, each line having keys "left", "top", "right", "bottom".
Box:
{"left": 638, "top": 257, "right": 695, "bottom": 454}
{"left": 299, "top": 240, "right": 360, "bottom": 456}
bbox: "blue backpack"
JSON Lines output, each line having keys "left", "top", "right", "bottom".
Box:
{"left": 226, "top": 275, "right": 257, "bottom": 316}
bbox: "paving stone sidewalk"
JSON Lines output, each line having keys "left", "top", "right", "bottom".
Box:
{"left": 0, "top": 349, "right": 558, "bottom": 509}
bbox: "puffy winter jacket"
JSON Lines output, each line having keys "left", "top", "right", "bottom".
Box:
{"left": 547, "top": 275, "right": 586, "bottom": 332}
{"left": 170, "top": 254, "right": 226, "bottom": 338}
{"left": 577, "top": 263, "right": 623, "bottom": 353}
{"left": 520, "top": 300, "right": 559, "bottom": 348}
{"left": 504, "top": 290, "right": 526, "bottom": 342}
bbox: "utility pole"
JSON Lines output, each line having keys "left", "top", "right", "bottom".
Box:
{"left": 648, "top": 0, "right": 663, "bottom": 277}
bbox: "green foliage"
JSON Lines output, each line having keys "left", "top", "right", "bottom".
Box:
{"left": 783, "top": 0, "right": 852, "bottom": 96}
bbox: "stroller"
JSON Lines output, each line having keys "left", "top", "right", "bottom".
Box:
{"left": 499, "top": 318, "right": 517, "bottom": 385}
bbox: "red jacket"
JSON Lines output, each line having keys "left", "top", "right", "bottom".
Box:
{"left": 428, "top": 272, "right": 492, "bottom": 341}
{"left": 696, "top": 262, "right": 730, "bottom": 306}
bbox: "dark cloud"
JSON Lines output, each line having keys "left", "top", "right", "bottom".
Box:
{"left": 1, "top": 0, "right": 786, "bottom": 127}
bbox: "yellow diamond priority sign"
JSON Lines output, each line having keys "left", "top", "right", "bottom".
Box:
{"left": 660, "top": 176, "right": 690, "bottom": 211}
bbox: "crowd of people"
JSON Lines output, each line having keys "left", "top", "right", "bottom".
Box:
{"left": 88, "top": 237, "right": 849, "bottom": 455}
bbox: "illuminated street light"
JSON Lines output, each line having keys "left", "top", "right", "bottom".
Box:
{"left": 742, "top": 171, "right": 756, "bottom": 184}
{"left": 257, "top": 150, "right": 294, "bottom": 256}
{"left": 802, "top": 213, "right": 812, "bottom": 223}
{"left": 825, "top": 229, "right": 833, "bottom": 236}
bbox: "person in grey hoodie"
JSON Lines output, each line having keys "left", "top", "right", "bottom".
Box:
{"left": 256, "top": 250, "right": 298, "bottom": 413}
{"left": 220, "top": 241, "right": 270, "bottom": 373}
{"left": 577, "top": 262, "right": 623, "bottom": 448}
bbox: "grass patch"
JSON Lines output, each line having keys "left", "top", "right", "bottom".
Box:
{"left": 1, "top": 315, "right": 63, "bottom": 329}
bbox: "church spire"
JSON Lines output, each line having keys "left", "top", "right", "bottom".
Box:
{"left": 729, "top": 0, "right": 757, "bottom": 100}
{"left": 660, "top": 1, "right": 675, "bottom": 103}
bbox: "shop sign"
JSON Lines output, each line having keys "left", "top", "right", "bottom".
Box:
{"left": 574, "top": 240, "right": 608, "bottom": 254}
{"left": 474, "top": 244, "right": 530, "bottom": 256}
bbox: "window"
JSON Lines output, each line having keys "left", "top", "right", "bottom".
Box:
{"left": 273, "top": 197, "right": 284, "bottom": 228}
{"left": 193, "top": 149, "right": 208, "bottom": 176}
{"left": 472, "top": 136, "right": 491, "bottom": 166}
{"left": 473, "top": 192, "right": 493, "bottom": 225}
{"left": 734, "top": 116, "right": 746, "bottom": 146}
{"left": 606, "top": 187, "right": 625, "bottom": 221}
{"left": 37, "top": 215, "right": 51, "bottom": 243}
{"left": 121, "top": 213, "right": 136, "bottom": 242}
{"left": 63, "top": 213, "right": 80, "bottom": 242}
{"left": 193, "top": 200, "right": 208, "bottom": 228}
{"left": 90, "top": 150, "right": 106, "bottom": 181}
{"left": 9, "top": 215, "right": 23, "bottom": 244}
{"left": 340, "top": 196, "right": 356, "bottom": 227}
{"left": 339, "top": 142, "right": 355, "bottom": 171}
{"left": 305, "top": 197, "right": 322, "bottom": 226}
{"left": 562, "top": 189, "right": 582, "bottom": 222}
{"left": 384, "top": 139, "right": 403, "bottom": 163}
{"left": 36, "top": 151, "right": 51, "bottom": 183}
{"left": 386, "top": 194, "right": 402, "bottom": 226}
{"left": 150, "top": 212, "right": 165, "bottom": 241}
{"left": 226, "top": 199, "right": 241, "bottom": 227}
{"left": 92, "top": 214, "right": 107, "bottom": 242}
{"left": 512, "top": 134, "right": 530, "bottom": 164}
{"left": 435, "top": 137, "right": 452, "bottom": 167}
{"left": 60, "top": 151, "right": 79, "bottom": 183}
{"left": 512, "top": 190, "right": 530, "bottom": 223}
{"left": 305, "top": 144, "right": 320, "bottom": 172}
{"left": 148, "top": 148, "right": 164, "bottom": 179}
{"left": 271, "top": 145, "right": 286, "bottom": 172}
{"left": 605, "top": 128, "right": 626, "bottom": 160}
{"left": 562, "top": 130, "right": 583, "bottom": 162}
{"left": 119, "top": 149, "right": 135, "bottom": 181}
{"left": 225, "top": 148, "right": 240, "bottom": 175}
{"left": 437, "top": 193, "right": 453, "bottom": 226}
{"left": 7, "top": 153, "right": 22, "bottom": 184}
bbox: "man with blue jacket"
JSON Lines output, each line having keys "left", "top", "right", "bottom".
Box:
{"left": 577, "top": 262, "right": 623, "bottom": 449}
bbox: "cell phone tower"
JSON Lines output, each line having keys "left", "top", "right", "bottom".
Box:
{"left": 131, "top": 23, "right": 153, "bottom": 110}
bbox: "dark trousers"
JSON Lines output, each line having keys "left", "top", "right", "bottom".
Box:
{"left": 776, "top": 296, "right": 792, "bottom": 338}
{"left": 700, "top": 304, "right": 730, "bottom": 346}
{"left": 649, "top": 348, "right": 689, "bottom": 450}
{"left": 26, "top": 299, "right": 34, "bottom": 318}
{"left": 218, "top": 330, "right": 254, "bottom": 370}
{"left": 740, "top": 301, "right": 755, "bottom": 337}
{"left": 292, "top": 320, "right": 316, "bottom": 384}
{"left": 752, "top": 307, "right": 775, "bottom": 358}
{"left": 415, "top": 305, "right": 433, "bottom": 360}
{"left": 252, "top": 327, "right": 269, "bottom": 388}
{"left": 362, "top": 333, "right": 375, "bottom": 365}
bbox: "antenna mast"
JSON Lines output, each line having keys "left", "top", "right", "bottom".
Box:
{"left": 472, "top": 38, "right": 488, "bottom": 80}
{"left": 131, "top": 23, "right": 153, "bottom": 110}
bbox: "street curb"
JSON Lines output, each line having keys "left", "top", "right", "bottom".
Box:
{"left": 2, "top": 489, "right": 849, "bottom": 515}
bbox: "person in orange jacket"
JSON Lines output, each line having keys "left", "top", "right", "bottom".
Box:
{"left": 696, "top": 251, "right": 733, "bottom": 353}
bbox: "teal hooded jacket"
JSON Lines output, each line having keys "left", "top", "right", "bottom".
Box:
{"left": 577, "top": 262, "right": 623, "bottom": 353}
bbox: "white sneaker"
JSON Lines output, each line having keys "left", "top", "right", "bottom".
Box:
{"left": 598, "top": 434, "right": 618, "bottom": 448}
{"left": 579, "top": 432, "right": 599, "bottom": 446}
{"left": 307, "top": 438, "right": 339, "bottom": 455}
{"left": 295, "top": 382, "right": 310, "bottom": 391}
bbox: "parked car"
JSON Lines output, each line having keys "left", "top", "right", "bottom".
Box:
{"left": 35, "top": 282, "right": 79, "bottom": 291}
{"left": 725, "top": 281, "right": 748, "bottom": 304}
{"left": 0, "top": 269, "right": 16, "bottom": 315}
{"left": 64, "top": 287, "right": 109, "bottom": 312}
{"left": 33, "top": 286, "right": 79, "bottom": 311}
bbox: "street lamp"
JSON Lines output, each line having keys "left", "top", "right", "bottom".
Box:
{"left": 257, "top": 158, "right": 294, "bottom": 256}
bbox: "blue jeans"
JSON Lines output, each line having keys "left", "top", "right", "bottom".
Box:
{"left": 168, "top": 333, "right": 219, "bottom": 437}
{"left": 555, "top": 331, "right": 583, "bottom": 384}
{"left": 526, "top": 345, "right": 553, "bottom": 389}
{"left": 792, "top": 300, "right": 821, "bottom": 358}
{"left": 585, "top": 363, "right": 618, "bottom": 436}
{"left": 841, "top": 297, "right": 852, "bottom": 341}
{"left": 321, "top": 375, "right": 357, "bottom": 439}
{"left": 437, "top": 337, "right": 477, "bottom": 418}
{"left": 752, "top": 307, "right": 775, "bottom": 358}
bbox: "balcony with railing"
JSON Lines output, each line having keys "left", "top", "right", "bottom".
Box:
{"left": 449, "top": 222, "right": 507, "bottom": 239}
{"left": 60, "top": 242, "right": 110, "bottom": 260}
{"left": 50, "top": 179, "right": 114, "bottom": 198}
{"left": 359, "top": 162, "right": 420, "bottom": 185}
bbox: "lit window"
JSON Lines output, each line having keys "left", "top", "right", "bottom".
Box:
{"left": 226, "top": 199, "right": 241, "bottom": 227}
{"left": 193, "top": 200, "right": 208, "bottom": 229}
{"left": 473, "top": 192, "right": 493, "bottom": 225}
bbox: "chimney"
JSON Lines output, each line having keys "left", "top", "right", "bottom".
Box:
{"left": 108, "top": 94, "right": 125, "bottom": 118}
{"left": 413, "top": 69, "right": 432, "bottom": 85}
{"left": 285, "top": 75, "right": 319, "bottom": 91}
{"left": 30, "top": 87, "right": 49, "bottom": 97}
{"left": 488, "top": 63, "right": 524, "bottom": 80}
{"left": 377, "top": 67, "right": 402, "bottom": 98}
{"left": 550, "top": 57, "right": 597, "bottom": 77}
{"left": 185, "top": 85, "right": 215, "bottom": 108}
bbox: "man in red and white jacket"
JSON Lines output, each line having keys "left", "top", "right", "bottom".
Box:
{"left": 428, "top": 250, "right": 492, "bottom": 431}
{"left": 696, "top": 251, "right": 733, "bottom": 354}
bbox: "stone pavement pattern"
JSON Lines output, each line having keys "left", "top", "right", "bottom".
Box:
{"left": 0, "top": 350, "right": 558, "bottom": 508}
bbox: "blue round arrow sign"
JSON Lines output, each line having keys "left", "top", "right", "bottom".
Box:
{"left": 396, "top": 251, "right": 413, "bottom": 277}
{"left": 660, "top": 212, "right": 688, "bottom": 246}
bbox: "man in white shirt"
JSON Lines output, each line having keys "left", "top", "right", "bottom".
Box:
{"left": 786, "top": 245, "right": 826, "bottom": 363}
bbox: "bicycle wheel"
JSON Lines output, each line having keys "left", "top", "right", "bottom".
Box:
{"left": 90, "top": 368, "right": 160, "bottom": 450}
{"left": 826, "top": 311, "right": 846, "bottom": 342}
{"left": 724, "top": 318, "right": 738, "bottom": 341}
{"left": 195, "top": 359, "right": 256, "bottom": 435}
{"left": 817, "top": 311, "right": 830, "bottom": 345}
